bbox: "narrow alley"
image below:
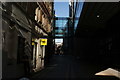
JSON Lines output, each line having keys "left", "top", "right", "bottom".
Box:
{"left": 0, "top": 1, "right": 120, "bottom": 80}
{"left": 30, "top": 55, "right": 119, "bottom": 80}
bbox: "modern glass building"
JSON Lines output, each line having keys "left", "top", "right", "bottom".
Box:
{"left": 74, "top": 1, "right": 84, "bottom": 32}
{"left": 54, "top": 17, "right": 69, "bottom": 38}
{"left": 54, "top": 17, "right": 74, "bottom": 54}
{"left": 53, "top": 1, "right": 85, "bottom": 54}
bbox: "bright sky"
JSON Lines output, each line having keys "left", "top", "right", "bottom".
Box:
{"left": 54, "top": 2, "right": 69, "bottom": 17}
{"left": 55, "top": 38, "right": 63, "bottom": 43}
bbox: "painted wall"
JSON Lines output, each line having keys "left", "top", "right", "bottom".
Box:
{"left": 33, "top": 39, "right": 45, "bottom": 72}
{"left": 2, "top": 3, "right": 32, "bottom": 78}
{"left": 0, "top": 3, "right": 2, "bottom": 79}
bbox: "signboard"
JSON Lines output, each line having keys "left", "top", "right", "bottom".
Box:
{"left": 40, "top": 38, "right": 47, "bottom": 45}
{"left": 32, "top": 42, "right": 34, "bottom": 45}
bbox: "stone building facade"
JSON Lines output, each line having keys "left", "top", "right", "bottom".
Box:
{"left": 1, "top": 2, "right": 54, "bottom": 79}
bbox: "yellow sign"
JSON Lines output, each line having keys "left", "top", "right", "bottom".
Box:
{"left": 40, "top": 38, "right": 47, "bottom": 45}
{"left": 32, "top": 42, "right": 34, "bottom": 45}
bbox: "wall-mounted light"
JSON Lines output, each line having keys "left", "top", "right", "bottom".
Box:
{"left": 97, "top": 15, "right": 100, "bottom": 18}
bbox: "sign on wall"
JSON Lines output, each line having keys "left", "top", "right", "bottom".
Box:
{"left": 32, "top": 39, "right": 35, "bottom": 45}
{"left": 40, "top": 38, "right": 47, "bottom": 46}
{"left": 32, "top": 42, "right": 35, "bottom": 45}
